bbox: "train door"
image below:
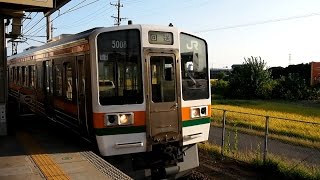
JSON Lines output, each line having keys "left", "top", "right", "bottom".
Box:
{"left": 43, "top": 60, "right": 53, "bottom": 117}
{"left": 146, "top": 53, "right": 181, "bottom": 142}
{"left": 76, "top": 55, "right": 88, "bottom": 135}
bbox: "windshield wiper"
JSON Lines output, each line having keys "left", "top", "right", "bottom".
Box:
{"left": 186, "top": 71, "right": 202, "bottom": 89}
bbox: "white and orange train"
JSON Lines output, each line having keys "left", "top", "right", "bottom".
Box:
{"left": 8, "top": 24, "right": 211, "bottom": 178}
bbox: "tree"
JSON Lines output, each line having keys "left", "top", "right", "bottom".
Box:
{"left": 217, "top": 71, "right": 227, "bottom": 80}
{"left": 228, "top": 56, "right": 275, "bottom": 99}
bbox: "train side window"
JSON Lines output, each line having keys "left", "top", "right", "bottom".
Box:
{"left": 43, "top": 61, "right": 51, "bottom": 93}
{"left": 37, "top": 63, "right": 42, "bottom": 89}
{"left": 150, "top": 56, "right": 175, "bottom": 102}
{"left": 24, "top": 66, "right": 29, "bottom": 87}
{"left": 54, "top": 64, "right": 63, "bottom": 96}
{"left": 34, "top": 66, "right": 37, "bottom": 88}
{"left": 11, "top": 67, "right": 15, "bottom": 83}
{"left": 64, "top": 62, "right": 73, "bottom": 101}
{"left": 17, "top": 67, "right": 20, "bottom": 85}
{"left": 21, "top": 66, "right": 25, "bottom": 86}
{"left": 29, "top": 65, "right": 36, "bottom": 87}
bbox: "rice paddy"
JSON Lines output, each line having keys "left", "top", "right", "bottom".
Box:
{"left": 211, "top": 100, "right": 320, "bottom": 147}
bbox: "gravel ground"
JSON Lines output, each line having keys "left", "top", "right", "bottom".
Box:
{"left": 186, "top": 150, "right": 260, "bottom": 180}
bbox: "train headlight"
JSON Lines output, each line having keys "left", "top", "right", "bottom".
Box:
{"left": 191, "top": 108, "right": 200, "bottom": 118}
{"left": 105, "top": 114, "right": 118, "bottom": 126}
{"left": 104, "top": 113, "right": 134, "bottom": 126}
{"left": 191, "top": 106, "right": 208, "bottom": 118}
{"left": 120, "top": 114, "right": 128, "bottom": 124}
{"left": 200, "top": 107, "right": 207, "bottom": 116}
{"left": 118, "top": 113, "right": 134, "bottom": 125}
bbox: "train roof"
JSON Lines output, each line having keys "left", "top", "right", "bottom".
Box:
{"left": 7, "top": 24, "right": 197, "bottom": 61}
{"left": 8, "top": 27, "right": 103, "bottom": 60}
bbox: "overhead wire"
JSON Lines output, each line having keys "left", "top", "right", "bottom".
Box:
{"left": 57, "top": 6, "right": 114, "bottom": 29}
{"left": 130, "top": 0, "right": 210, "bottom": 19}
{"left": 30, "top": 0, "right": 91, "bottom": 34}
{"left": 23, "top": 12, "right": 39, "bottom": 30}
{"left": 24, "top": 0, "right": 101, "bottom": 38}
{"left": 23, "top": 35, "right": 47, "bottom": 38}
{"left": 59, "top": 11, "right": 114, "bottom": 29}
{"left": 22, "top": 37, "right": 46, "bottom": 44}
{"left": 23, "top": 16, "right": 45, "bottom": 35}
{"left": 196, "top": 12, "right": 320, "bottom": 33}
{"left": 60, "top": 0, "right": 100, "bottom": 14}
{"left": 22, "top": 12, "right": 32, "bottom": 24}
{"left": 51, "top": 0, "right": 99, "bottom": 20}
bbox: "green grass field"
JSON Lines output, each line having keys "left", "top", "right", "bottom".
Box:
{"left": 211, "top": 99, "right": 320, "bottom": 148}
{"left": 199, "top": 142, "right": 320, "bottom": 179}
{"left": 212, "top": 99, "right": 320, "bottom": 116}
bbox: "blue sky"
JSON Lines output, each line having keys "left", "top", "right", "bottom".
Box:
{"left": 12, "top": 0, "right": 320, "bottom": 68}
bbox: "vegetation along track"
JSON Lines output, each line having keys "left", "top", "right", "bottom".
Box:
{"left": 186, "top": 149, "right": 259, "bottom": 180}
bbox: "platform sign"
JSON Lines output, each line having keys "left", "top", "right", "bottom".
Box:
{"left": 20, "top": 95, "right": 34, "bottom": 104}
{"left": 0, "top": 0, "right": 53, "bottom": 8}
{"left": 310, "top": 62, "right": 320, "bottom": 86}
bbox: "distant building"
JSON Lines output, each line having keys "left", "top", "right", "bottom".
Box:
{"left": 210, "top": 68, "right": 231, "bottom": 79}
{"left": 310, "top": 62, "right": 320, "bottom": 86}
{"left": 231, "top": 64, "right": 243, "bottom": 70}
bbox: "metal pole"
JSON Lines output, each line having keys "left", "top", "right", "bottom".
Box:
{"left": 221, "top": 110, "right": 226, "bottom": 156}
{"left": 46, "top": 15, "right": 52, "bottom": 42}
{"left": 117, "top": 0, "right": 120, "bottom": 26}
{"left": 263, "top": 116, "right": 269, "bottom": 163}
{"left": 0, "top": 16, "right": 7, "bottom": 136}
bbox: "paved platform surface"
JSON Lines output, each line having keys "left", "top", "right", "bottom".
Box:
{"left": 0, "top": 114, "right": 132, "bottom": 180}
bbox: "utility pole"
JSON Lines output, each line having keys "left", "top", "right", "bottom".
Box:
{"left": 110, "top": 0, "right": 127, "bottom": 26}
{"left": 0, "top": 16, "right": 7, "bottom": 135}
{"left": 289, "top": 53, "right": 291, "bottom": 65}
{"left": 11, "top": 41, "right": 17, "bottom": 55}
{"left": 46, "top": 15, "right": 52, "bottom": 42}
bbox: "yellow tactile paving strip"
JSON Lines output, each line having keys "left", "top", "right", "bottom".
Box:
{"left": 16, "top": 131, "right": 70, "bottom": 180}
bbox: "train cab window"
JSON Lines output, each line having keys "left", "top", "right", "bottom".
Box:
{"left": 180, "top": 33, "right": 209, "bottom": 100}
{"left": 54, "top": 64, "right": 63, "bottom": 96}
{"left": 64, "top": 62, "right": 73, "bottom": 101}
{"left": 97, "top": 29, "right": 143, "bottom": 105}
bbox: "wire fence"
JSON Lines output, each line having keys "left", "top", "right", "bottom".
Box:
{"left": 208, "top": 107, "right": 320, "bottom": 175}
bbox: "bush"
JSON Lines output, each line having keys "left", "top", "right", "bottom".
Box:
{"left": 307, "top": 85, "right": 320, "bottom": 100}
{"left": 272, "top": 73, "right": 309, "bottom": 100}
{"left": 211, "top": 79, "right": 229, "bottom": 96}
{"left": 228, "top": 56, "right": 275, "bottom": 99}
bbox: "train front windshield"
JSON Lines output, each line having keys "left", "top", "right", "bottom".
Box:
{"left": 97, "top": 30, "right": 143, "bottom": 105}
{"left": 180, "top": 33, "right": 209, "bottom": 100}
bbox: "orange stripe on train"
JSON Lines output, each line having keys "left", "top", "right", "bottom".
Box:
{"left": 53, "top": 99, "right": 78, "bottom": 116}
{"left": 93, "top": 111, "right": 146, "bottom": 129}
{"left": 181, "top": 105, "right": 211, "bottom": 121}
{"left": 93, "top": 106, "right": 211, "bottom": 129}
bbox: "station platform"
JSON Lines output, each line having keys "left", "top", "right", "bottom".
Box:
{"left": 0, "top": 114, "right": 132, "bottom": 180}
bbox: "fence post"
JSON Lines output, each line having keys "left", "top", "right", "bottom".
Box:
{"left": 221, "top": 110, "right": 226, "bottom": 156}
{"left": 263, "top": 116, "right": 269, "bottom": 163}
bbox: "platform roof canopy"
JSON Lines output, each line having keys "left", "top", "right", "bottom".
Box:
{"left": 0, "top": 0, "right": 70, "bottom": 17}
